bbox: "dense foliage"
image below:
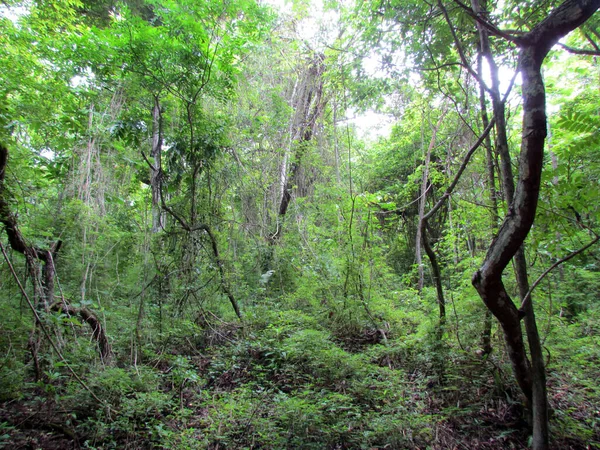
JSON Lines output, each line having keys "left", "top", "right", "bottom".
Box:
{"left": 0, "top": 0, "right": 599, "bottom": 449}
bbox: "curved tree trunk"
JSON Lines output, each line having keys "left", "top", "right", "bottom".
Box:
{"left": 471, "top": 2, "right": 600, "bottom": 448}
{"left": 1, "top": 143, "right": 110, "bottom": 360}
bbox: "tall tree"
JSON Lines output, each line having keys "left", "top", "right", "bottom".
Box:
{"left": 272, "top": 52, "right": 327, "bottom": 241}
{"left": 465, "top": 2, "right": 600, "bottom": 448}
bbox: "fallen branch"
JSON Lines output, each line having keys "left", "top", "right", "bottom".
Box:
{"left": 50, "top": 301, "right": 111, "bottom": 360}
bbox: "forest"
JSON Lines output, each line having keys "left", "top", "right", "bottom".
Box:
{"left": 0, "top": 0, "right": 599, "bottom": 449}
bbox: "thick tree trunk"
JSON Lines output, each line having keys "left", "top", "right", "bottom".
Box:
{"left": 471, "top": 2, "right": 600, "bottom": 448}
{"left": 272, "top": 54, "right": 326, "bottom": 241}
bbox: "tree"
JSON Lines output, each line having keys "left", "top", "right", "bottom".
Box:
{"left": 350, "top": 0, "right": 600, "bottom": 447}
{"left": 467, "top": 3, "right": 600, "bottom": 448}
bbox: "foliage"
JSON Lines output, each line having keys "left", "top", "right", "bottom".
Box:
{"left": 0, "top": 0, "right": 599, "bottom": 448}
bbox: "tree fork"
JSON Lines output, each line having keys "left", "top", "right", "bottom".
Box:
{"left": 469, "top": 1, "right": 600, "bottom": 448}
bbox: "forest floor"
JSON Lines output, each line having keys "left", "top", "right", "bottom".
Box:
{"left": 0, "top": 313, "right": 598, "bottom": 449}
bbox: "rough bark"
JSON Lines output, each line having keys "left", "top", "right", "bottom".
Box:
{"left": 470, "top": 1, "right": 600, "bottom": 448}
{"left": 272, "top": 53, "right": 326, "bottom": 241}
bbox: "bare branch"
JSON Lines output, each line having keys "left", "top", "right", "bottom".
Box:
{"left": 519, "top": 230, "right": 600, "bottom": 314}
{"left": 558, "top": 42, "right": 600, "bottom": 55}
{"left": 423, "top": 116, "right": 495, "bottom": 220}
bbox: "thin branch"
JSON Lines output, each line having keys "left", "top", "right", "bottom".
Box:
{"left": 424, "top": 116, "right": 495, "bottom": 220}
{"left": 519, "top": 230, "right": 600, "bottom": 314}
{"left": 558, "top": 42, "right": 600, "bottom": 55}
{"left": 584, "top": 29, "right": 600, "bottom": 50}
{"left": 438, "top": 0, "right": 488, "bottom": 90}
{"left": 418, "top": 62, "right": 466, "bottom": 71}
{"left": 372, "top": 184, "right": 434, "bottom": 217}
{"left": 141, "top": 151, "right": 156, "bottom": 172}
{"left": 501, "top": 68, "right": 519, "bottom": 103}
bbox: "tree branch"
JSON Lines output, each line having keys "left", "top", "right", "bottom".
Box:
{"left": 424, "top": 116, "right": 495, "bottom": 220}
{"left": 519, "top": 231, "right": 600, "bottom": 314}
{"left": 558, "top": 42, "right": 600, "bottom": 55}
{"left": 438, "top": 0, "right": 489, "bottom": 90}
{"left": 451, "top": 0, "right": 522, "bottom": 42}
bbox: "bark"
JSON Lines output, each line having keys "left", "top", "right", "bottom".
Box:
{"left": 470, "top": 1, "right": 600, "bottom": 448}
{"left": 417, "top": 112, "right": 446, "bottom": 319}
{"left": 421, "top": 224, "right": 446, "bottom": 327}
{"left": 471, "top": 3, "right": 533, "bottom": 393}
{"left": 150, "top": 95, "right": 164, "bottom": 233}
{"left": 272, "top": 53, "right": 326, "bottom": 241}
{"left": 415, "top": 128, "right": 427, "bottom": 292}
{"left": 472, "top": 0, "right": 500, "bottom": 358}
{"left": 50, "top": 302, "right": 111, "bottom": 360}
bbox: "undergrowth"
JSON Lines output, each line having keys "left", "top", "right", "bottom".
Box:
{"left": 1, "top": 304, "right": 598, "bottom": 449}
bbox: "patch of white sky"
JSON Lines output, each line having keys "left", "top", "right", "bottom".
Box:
{"left": 0, "top": 2, "right": 29, "bottom": 24}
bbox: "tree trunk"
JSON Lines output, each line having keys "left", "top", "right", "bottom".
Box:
{"left": 416, "top": 111, "right": 446, "bottom": 311}
{"left": 475, "top": 45, "right": 497, "bottom": 356}
{"left": 470, "top": 2, "right": 600, "bottom": 448}
{"left": 272, "top": 53, "right": 326, "bottom": 241}
{"left": 150, "top": 95, "right": 164, "bottom": 233}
